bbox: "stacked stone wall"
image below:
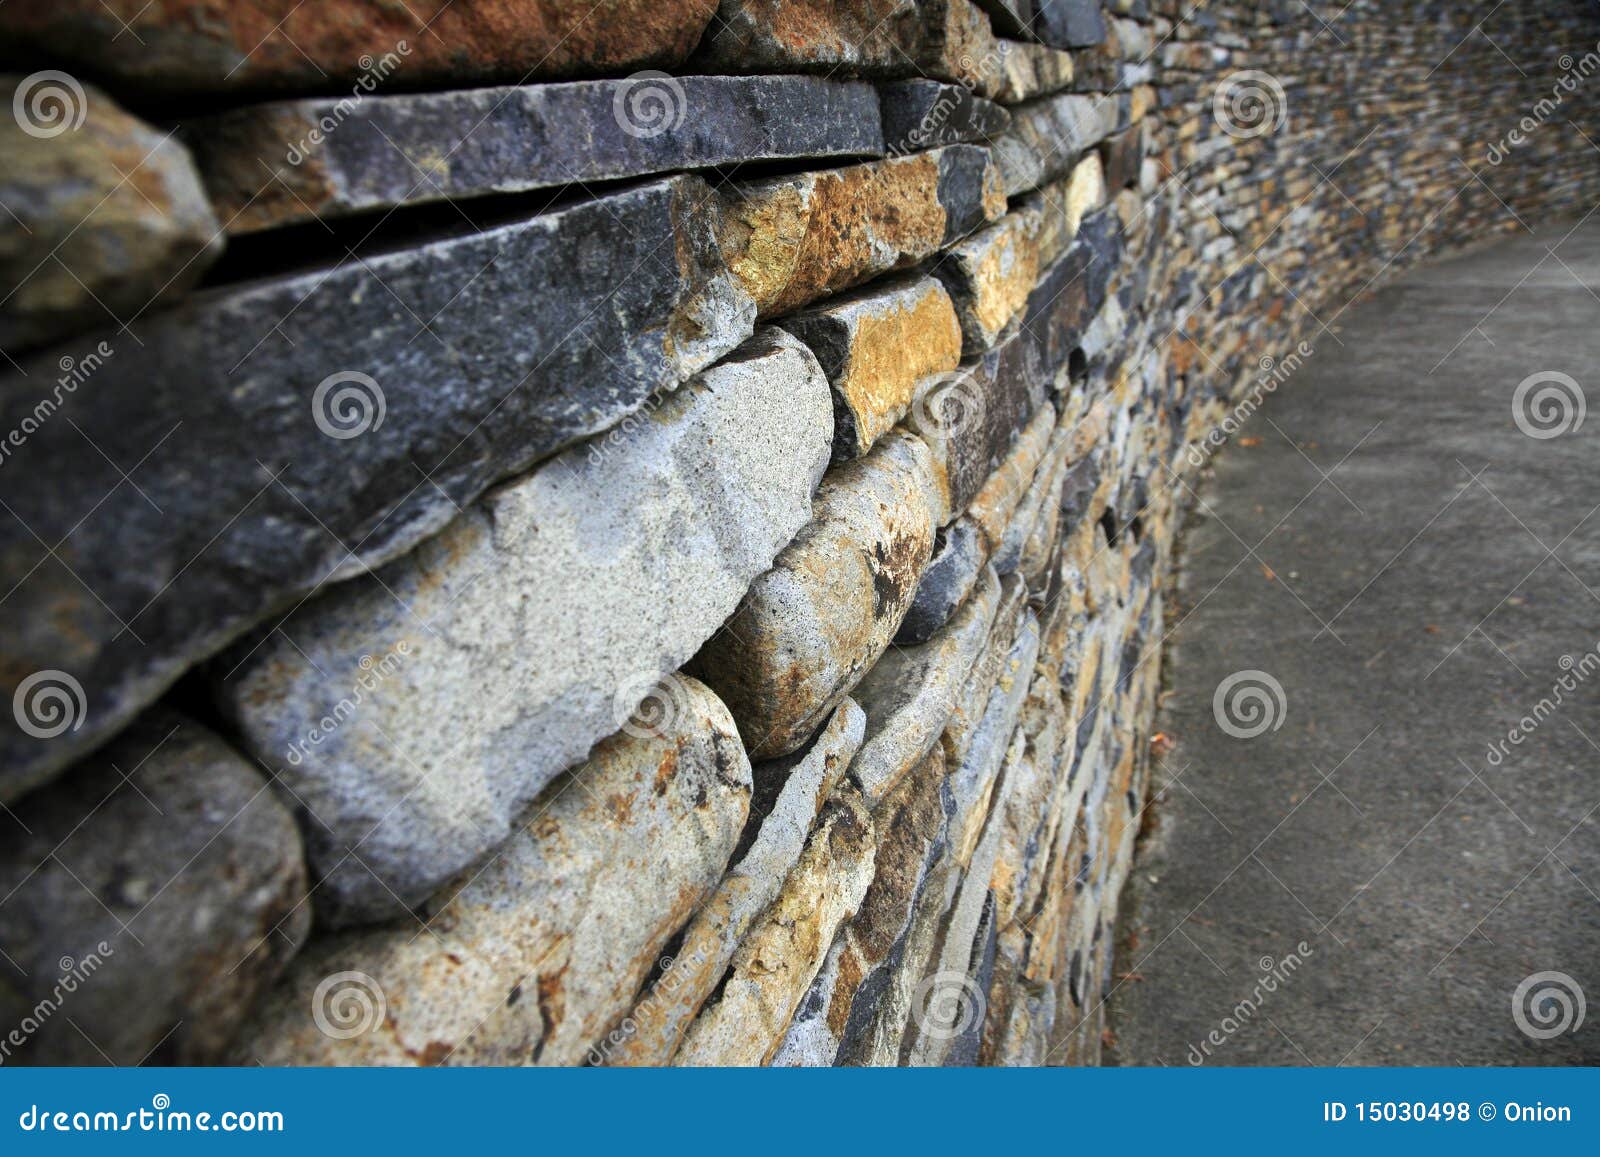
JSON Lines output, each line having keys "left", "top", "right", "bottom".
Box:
{"left": 1, "top": 0, "right": 1596, "bottom": 1066}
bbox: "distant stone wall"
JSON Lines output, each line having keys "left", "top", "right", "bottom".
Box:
{"left": 1, "top": 0, "right": 1596, "bottom": 1066}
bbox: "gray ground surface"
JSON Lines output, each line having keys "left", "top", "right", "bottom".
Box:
{"left": 1107, "top": 217, "right": 1600, "bottom": 1067}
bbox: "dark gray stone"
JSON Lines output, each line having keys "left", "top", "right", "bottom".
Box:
{"left": 906, "top": 331, "right": 1048, "bottom": 520}
{"left": 0, "top": 175, "right": 754, "bottom": 798}
{"left": 0, "top": 709, "right": 309, "bottom": 1065}
{"left": 897, "top": 519, "right": 988, "bottom": 644}
{"left": 1030, "top": 0, "right": 1107, "bottom": 48}
{"left": 192, "top": 75, "right": 885, "bottom": 234}
{"left": 878, "top": 80, "right": 1010, "bottom": 154}
{"left": 1020, "top": 209, "right": 1124, "bottom": 382}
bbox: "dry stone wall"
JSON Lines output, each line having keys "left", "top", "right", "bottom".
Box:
{"left": 1, "top": 0, "right": 1597, "bottom": 1066}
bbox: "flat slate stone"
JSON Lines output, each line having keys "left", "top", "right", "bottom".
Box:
{"left": 215, "top": 328, "right": 831, "bottom": 925}
{"left": 235, "top": 676, "right": 751, "bottom": 1066}
{"left": 991, "top": 40, "right": 1078, "bottom": 104}
{"left": 998, "top": 91, "right": 1126, "bottom": 196}
{"left": 0, "top": 709, "right": 309, "bottom": 1065}
{"left": 897, "top": 519, "right": 988, "bottom": 645}
{"left": 719, "top": 144, "right": 1005, "bottom": 319}
{"left": 596, "top": 698, "right": 865, "bottom": 1066}
{"left": 773, "top": 742, "right": 952, "bottom": 1066}
{"left": 695, "top": 0, "right": 1009, "bottom": 100}
{"left": 851, "top": 567, "right": 1002, "bottom": 806}
{"left": 674, "top": 784, "right": 876, "bottom": 1066}
{"left": 780, "top": 275, "right": 963, "bottom": 460}
{"left": 191, "top": 75, "right": 885, "bottom": 234}
{"left": 0, "top": 0, "right": 720, "bottom": 96}
{"left": 0, "top": 78, "right": 221, "bottom": 353}
{"left": 691, "top": 432, "right": 941, "bottom": 760}
{"left": 905, "top": 333, "right": 1049, "bottom": 521}
{"left": 933, "top": 205, "right": 1046, "bottom": 354}
{"left": 968, "top": 403, "right": 1058, "bottom": 557}
{"left": 1028, "top": 0, "right": 1108, "bottom": 48}
{"left": 0, "top": 175, "right": 754, "bottom": 799}
{"left": 878, "top": 80, "right": 1010, "bottom": 153}
{"left": 1019, "top": 208, "right": 1124, "bottom": 385}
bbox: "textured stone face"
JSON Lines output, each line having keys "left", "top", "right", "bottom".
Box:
{"left": 998, "top": 92, "right": 1125, "bottom": 196}
{"left": 773, "top": 742, "right": 951, "bottom": 1066}
{"left": 1028, "top": 0, "right": 1108, "bottom": 48}
{"left": 597, "top": 698, "right": 865, "bottom": 1066}
{"left": 878, "top": 80, "right": 1011, "bottom": 153}
{"left": 968, "top": 402, "right": 1058, "bottom": 556}
{"left": 0, "top": 710, "right": 308, "bottom": 1065}
{"left": 691, "top": 432, "right": 941, "bottom": 760}
{"left": 697, "top": 0, "right": 1008, "bottom": 99}
{"left": 850, "top": 566, "right": 1002, "bottom": 806}
{"left": 781, "top": 275, "right": 963, "bottom": 460}
{"left": 1021, "top": 209, "right": 1123, "bottom": 387}
{"left": 214, "top": 328, "right": 831, "bottom": 925}
{"left": 674, "top": 783, "right": 876, "bottom": 1066}
{"left": 934, "top": 205, "right": 1046, "bottom": 353}
{"left": 0, "top": 78, "right": 221, "bottom": 352}
{"left": 190, "top": 76, "right": 885, "bottom": 234}
{"left": 991, "top": 40, "right": 1079, "bottom": 105}
{"left": 235, "top": 676, "right": 750, "bottom": 1066}
{"left": 1032, "top": 155, "right": 1106, "bottom": 266}
{"left": 905, "top": 334, "right": 1049, "bottom": 521}
{"left": 1, "top": 0, "right": 720, "bottom": 95}
{"left": 897, "top": 518, "right": 989, "bottom": 645}
{"left": 0, "top": 175, "right": 753, "bottom": 798}
{"left": 718, "top": 145, "right": 1005, "bottom": 318}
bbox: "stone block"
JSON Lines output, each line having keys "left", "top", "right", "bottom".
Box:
{"left": 235, "top": 676, "right": 750, "bottom": 1066}
{"left": 691, "top": 432, "right": 941, "bottom": 760}
{"left": 215, "top": 328, "right": 830, "bottom": 924}
{"left": 191, "top": 75, "right": 884, "bottom": 233}
{"left": 0, "top": 175, "right": 753, "bottom": 797}
{"left": 718, "top": 145, "right": 1004, "bottom": 318}
{"left": 780, "top": 275, "right": 962, "bottom": 459}
{"left": 878, "top": 80, "right": 1010, "bottom": 153}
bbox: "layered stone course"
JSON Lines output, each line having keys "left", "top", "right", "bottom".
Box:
{"left": 1, "top": 0, "right": 1597, "bottom": 1067}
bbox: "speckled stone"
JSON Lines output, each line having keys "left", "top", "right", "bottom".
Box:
{"left": 213, "top": 329, "right": 831, "bottom": 925}
{"left": 234, "top": 675, "right": 750, "bottom": 1066}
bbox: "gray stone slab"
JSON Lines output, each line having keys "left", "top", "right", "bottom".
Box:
{"left": 191, "top": 75, "right": 885, "bottom": 233}
{"left": 878, "top": 79, "right": 1010, "bottom": 154}
{"left": 0, "top": 175, "right": 754, "bottom": 799}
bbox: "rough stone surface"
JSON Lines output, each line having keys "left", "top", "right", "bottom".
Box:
{"left": 696, "top": 0, "right": 1009, "bottom": 100}
{"left": 691, "top": 432, "right": 941, "bottom": 760}
{"left": 850, "top": 566, "right": 1001, "bottom": 806}
{"left": 674, "top": 784, "right": 875, "bottom": 1065}
{"left": 780, "top": 275, "right": 962, "bottom": 460}
{"left": 1020, "top": 209, "right": 1123, "bottom": 387}
{"left": 944, "top": 574, "right": 1030, "bottom": 772}
{"left": 905, "top": 333, "right": 1048, "bottom": 521}
{"left": 933, "top": 205, "right": 1045, "bottom": 353}
{"left": 235, "top": 676, "right": 749, "bottom": 1066}
{"left": 0, "top": 78, "right": 221, "bottom": 352}
{"left": 0, "top": 709, "right": 309, "bottom": 1065}
{"left": 878, "top": 80, "right": 1010, "bottom": 154}
{"left": 997, "top": 92, "right": 1124, "bottom": 196}
{"left": 597, "top": 698, "right": 865, "bottom": 1066}
{"left": 718, "top": 145, "right": 1005, "bottom": 318}
{"left": 1029, "top": 0, "right": 1107, "bottom": 48}
{"left": 991, "top": 40, "right": 1079, "bottom": 105}
{"left": 897, "top": 519, "right": 989, "bottom": 645}
{"left": 0, "top": 0, "right": 721, "bottom": 95}
{"left": 191, "top": 76, "right": 885, "bottom": 234}
{"left": 774, "top": 743, "right": 951, "bottom": 1065}
{"left": 215, "top": 328, "right": 831, "bottom": 925}
{"left": 1032, "top": 155, "right": 1106, "bottom": 267}
{"left": 968, "top": 403, "right": 1057, "bottom": 557}
{"left": 0, "top": 175, "right": 753, "bottom": 798}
